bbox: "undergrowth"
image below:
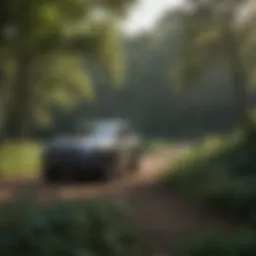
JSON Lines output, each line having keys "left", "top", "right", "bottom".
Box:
{"left": 0, "top": 194, "right": 145, "bottom": 256}
{"left": 179, "top": 229, "right": 256, "bottom": 256}
{"left": 163, "top": 128, "right": 256, "bottom": 255}
{"left": 164, "top": 129, "right": 256, "bottom": 225}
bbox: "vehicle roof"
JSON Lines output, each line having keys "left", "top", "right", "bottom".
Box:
{"left": 87, "top": 118, "right": 130, "bottom": 127}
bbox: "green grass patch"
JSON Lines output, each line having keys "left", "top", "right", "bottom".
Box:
{"left": 144, "top": 139, "right": 172, "bottom": 153}
{"left": 0, "top": 141, "right": 42, "bottom": 179}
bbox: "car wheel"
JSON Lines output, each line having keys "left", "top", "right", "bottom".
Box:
{"left": 101, "top": 158, "right": 123, "bottom": 181}
{"left": 102, "top": 165, "right": 117, "bottom": 181}
{"left": 129, "top": 154, "right": 141, "bottom": 173}
{"left": 44, "top": 170, "right": 58, "bottom": 183}
{"left": 76, "top": 169, "right": 89, "bottom": 182}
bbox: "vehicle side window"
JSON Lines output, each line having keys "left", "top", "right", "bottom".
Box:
{"left": 120, "top": 125, "right": 134, "bottom": 139}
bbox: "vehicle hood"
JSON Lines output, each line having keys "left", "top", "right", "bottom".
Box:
{"left": 48, "top": 136, "right": 117, "bottom": 151}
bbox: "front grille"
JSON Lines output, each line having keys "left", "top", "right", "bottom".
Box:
{"left": 44, "top": 148, "right": 117, "bottom": 170}
{"left": 47, "top": 148, "right": 82, "bottom": 162}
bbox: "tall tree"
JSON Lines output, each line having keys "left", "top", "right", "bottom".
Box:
{"left": 44, "top": 5, "right": 256, "bottom": 139}
{"left": 0, "top": 0, "right": 14, "bottom": 135}
{"left": 172, "top": 0, "right": 256, "bottom": 126}
{"left": 5, "top": 0, "right": 135, "bottom": 139}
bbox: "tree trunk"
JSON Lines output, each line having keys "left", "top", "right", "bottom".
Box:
{"left": 8, "top": 54, "right": 34, "bottom": 140}
{"left": 228, "top": 44, "right": 249, "bottom": 125}
{"left": 0, "top": 67, "right": 5, "bottom": 134}
{"left": 222, "top": 22, "right": 249, "bottom": 126}
{"left": 0, "top": 62, "right": 10, "bottom": 140}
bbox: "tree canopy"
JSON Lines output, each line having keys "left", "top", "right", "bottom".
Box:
{"left": 2, "top": 0, "right": 136, "bottom": 138}
{"left": 41, "top": 1, "right": 256, "bottom": 140}
{"left": 172, "top": 0, "right": 256, "bottom": 123}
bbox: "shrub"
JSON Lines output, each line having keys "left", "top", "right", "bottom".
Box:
{"left": 163, "top": 129, "right": 256, "bottom": 225}
{"left": 0, "top": 196, "right": 144, "bottom": 256}
{"left": 179, "top": 229, "right": 256, "bottom": 256}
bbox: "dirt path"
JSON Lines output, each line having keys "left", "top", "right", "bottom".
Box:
{"left": 0, "top": 144, "right": 234, "bottom": 255}
{"left": 0, "top": 144, "right": 192, "bottom": 202}
{"left": 124, "top": 184, "right": 237, "bottom": 256}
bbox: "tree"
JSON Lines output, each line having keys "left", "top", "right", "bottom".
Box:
{"left": 4, "top": 0, "right": 135, "bottom": 139}
{"left": 172, "top": 0, "right": 256, "bottom": 125}
{"left": 32, "top": 2, "right": 256, "bottom": 140}
{"left": 0, "top": 0, "right": 14, "bottom": 136}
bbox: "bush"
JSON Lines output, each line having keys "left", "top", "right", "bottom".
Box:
{"left": 179, "top": 229, "right": 256, "bottom": 256}
{"left": 0, "top": 196, "right": 144, "bottom": 256}
{"left": 144, "top": 139, "right": 171, "bottom": 153}
{"left": 163, "top": 129, "right": 256, "bottom": 225}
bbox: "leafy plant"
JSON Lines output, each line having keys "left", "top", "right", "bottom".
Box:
{"left": 179, "top": 229, "right": 256, "bottom": 256}
{"left": 163, "top": 129, "right": 256, "bottom": 225}
{"left": 0, "top": 197, "right": 145, "bottom": 256}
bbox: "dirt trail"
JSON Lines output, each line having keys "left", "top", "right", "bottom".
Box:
{"left": 0, "top": 144, "right": 192, "bottom": 202}
{"left": 124, "top": 184, "right": 236, "bottom": 256}
{"left": 0, "top": 144, "right": 234, "bottom": 255}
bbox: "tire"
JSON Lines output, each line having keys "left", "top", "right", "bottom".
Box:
{"left": 129, "top": 153, "right": 141, "bottom": 173}
{"left": 44, "top": 170, "right": 58, "bottom": 183}
{"left": 101, "top": 158, "right": 123, "bottom": 181}
{"left": 43, "top": 164, "right": 62, "bottom": 183}
{"left": 101, "top": 165, "right": 116, "bottom": 181}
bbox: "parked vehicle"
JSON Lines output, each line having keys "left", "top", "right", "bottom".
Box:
{"left": 42, "top": 119, "right": 142, "bottom": 182}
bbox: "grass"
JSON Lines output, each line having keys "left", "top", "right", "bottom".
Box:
{"left": 0, "top": 141, "right": 42, "bottom": 179}
{"left": 144, "top": 139, "right": 172, "bottom": 153}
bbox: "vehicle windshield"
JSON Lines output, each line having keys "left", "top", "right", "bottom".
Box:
{"left": 86, "top": 122, "right": 119, "bottom": 139}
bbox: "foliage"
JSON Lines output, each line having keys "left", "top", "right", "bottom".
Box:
{"left": 33, "top": 54, "right": 94, "bottom": 127}
{"left": 144, "top": 139, "right": 172, "bottom": 153}
{"left": 163, "top": 128, "right": 256, "bottom": 226}
{"left": 2, "top": 0, "right": 136, "bottom": 138}
{"left": 178, "top": 229, "right": 256, "bottom": 256}
{"left": 163, "top": 128, "right": 256, "bottom": 254}
{"left": 43, "top": 4, "right": 256, "bottom": 140}
{"left": 0, "top": 196, "right": 144, "bottom": 256}
{"left": 171, "top": 0, "right": 256, "bottom": 88}
{"left": 171, "top": 0, "right": 256, "bottom": 123}
{"left": 4, "top": 1, "right": 256, "bottom": 139}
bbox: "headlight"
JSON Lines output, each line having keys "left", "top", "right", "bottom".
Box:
{"left": 87, "top": 139, "right": 117, "bottom": 150}
{"left": 100, "top": 140, "right": 116, "bottom": 149}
